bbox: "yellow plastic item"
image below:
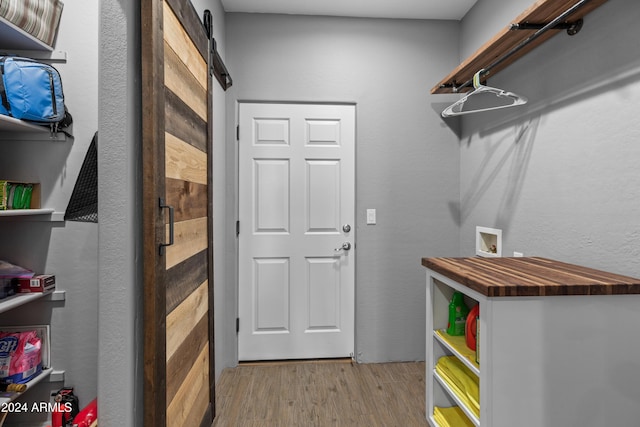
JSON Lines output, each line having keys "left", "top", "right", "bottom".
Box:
{"left": 435, "top": 356, "right": 479, "bottom": 417}
{"left": 434, "top": 406, "right": 475, "bottom": 427}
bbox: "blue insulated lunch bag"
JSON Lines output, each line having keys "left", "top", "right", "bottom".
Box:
{"left": 0, "top": 56, "right": 65, "bottom": 123}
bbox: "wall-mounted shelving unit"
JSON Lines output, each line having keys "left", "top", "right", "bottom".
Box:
{"left": 431, "top": 0, "right": 609, "bottom": 94}
{"left": 0, "top": 12, "right": 68, "bottom": 425}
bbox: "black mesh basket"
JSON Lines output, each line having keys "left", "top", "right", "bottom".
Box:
{"left": 64, "top": 132, "right": 97, "bottom": 223}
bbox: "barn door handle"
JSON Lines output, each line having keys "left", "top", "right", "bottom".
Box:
{"left": 159, "top": 198, "right": 174, "bottom": 255}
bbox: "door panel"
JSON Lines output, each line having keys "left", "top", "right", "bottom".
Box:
{"left": 307, "top": 160, "right": 341, "bottom": 233}
{"left": 254, "top": 159, "right": 290, "bottom": 233}
{"left": 141, "top": 0, "right": 214, "bottom": 425}
{"left": 238, "top": 103, "right": 355, "bottom": 361}
{"left": 254, "top": 258, "right": 290, "bottom": 331}
{"left": 307, "top": 257, "right": 340, "bottom": 329}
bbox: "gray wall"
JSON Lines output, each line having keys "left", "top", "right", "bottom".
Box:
{"left": 456, "top": 0, "right": 640, "bottom": 278}
{"left": 225, "top": 13, "right": 461, "bottom": 363}
{"left": 98, "top": 1, "right": 141, "bottom": 427}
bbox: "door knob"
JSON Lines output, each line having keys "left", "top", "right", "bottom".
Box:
{"left": 334, "top": 242, "right": 352, "bottom": 252}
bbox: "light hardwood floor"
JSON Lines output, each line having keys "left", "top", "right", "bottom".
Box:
{"left": 213, "top": 360, "right": 429, "bottom": 426}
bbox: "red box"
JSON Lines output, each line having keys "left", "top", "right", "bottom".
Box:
{"left": 18, "top": 275, "right": 55, "bottom": 293}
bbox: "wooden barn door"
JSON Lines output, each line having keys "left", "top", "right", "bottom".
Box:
{"left": 141, "top": 0, "right": 214, "bottom": 426}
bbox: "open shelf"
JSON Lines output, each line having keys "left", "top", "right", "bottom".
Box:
{"left": 0, "top": 16, "right": 54, "bottom": 52}
{"left": 434, "top": 329, "right": 480, "bottom": 376}
{"left": 0, "top": 290, "right": 65, "bottom": 315}
{"left": 0, "top": 208, "right": 55, "bottom": 217}
{"left": 0, "top": 115, "right": 51, "bottom": 133}
{"left": 0, "top": 116, "right": 68, "bottom": 141}
{"left": 431, "top": 0, "right": 609, "bottom": 94}
{"left": 434, "top": 370, "right": 480, "bottom": 427}
{"left": 0, "top": 368, "right": 53, "bottom": 405}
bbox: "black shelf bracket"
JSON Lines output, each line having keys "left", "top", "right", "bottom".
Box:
{"left": 511, "top": 18, "right": 584, "bottom": 36}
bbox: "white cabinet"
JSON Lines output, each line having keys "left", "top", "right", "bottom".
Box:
{"left": 426, "top": 270, "right": 481, "bottom": 427}
{"left": 424, "top": 257, "right": 640, "bottom": 427}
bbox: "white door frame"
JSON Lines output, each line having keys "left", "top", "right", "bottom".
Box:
{"left": 235, "top": 100, "right": 358, "bottom": 361}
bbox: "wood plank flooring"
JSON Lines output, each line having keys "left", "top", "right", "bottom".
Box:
{"left": 213, "top": 360, "right": 428, "bottom": 426}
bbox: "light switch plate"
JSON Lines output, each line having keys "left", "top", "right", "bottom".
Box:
{"left": 366, "top": 209, "right": 376, "bottom": 225}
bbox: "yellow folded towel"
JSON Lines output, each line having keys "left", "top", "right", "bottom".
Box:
{"left": 435, "top": 356, "right": 479, "bottom": 417}
{"left": 433, "top": 406, "right": 475, "bottom": 427}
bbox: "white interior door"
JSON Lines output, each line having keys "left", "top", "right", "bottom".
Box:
{"left": 238, "top": 103, "right": 355, "bottom": 361}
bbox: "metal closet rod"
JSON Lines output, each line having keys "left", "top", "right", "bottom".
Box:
{"left": 452, "top": 0, "right": 594, "bottom": 92}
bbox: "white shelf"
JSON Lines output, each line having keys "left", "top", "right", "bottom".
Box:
{"left": 0, "top": 115, "right": 51, "bottom": 133}
{"left": 0, "top": 210, "right": 65, "bottom": 222}
{"left": 433, "top": 330, "right": 480, "bottom": 377}
{"left": 0, "top": 290, "right": 65, "bottom": 315}
{"left": 433, "top": 370, "right": 480, "bottom": 427}
{"left": 0, "top": 368, "right": 53, "bottom": 405}
{"left": 0, "top": 209, "right": 54, "bottom": 217}
{"left": 0, "top": 116, "right": 68, "bottom": 141}
{"left": 0, "top": 16, "right": 53, "bottom": 52}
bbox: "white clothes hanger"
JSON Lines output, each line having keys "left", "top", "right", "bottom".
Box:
{"left": 441, "top": 70, "right": 527, "bottom": 118}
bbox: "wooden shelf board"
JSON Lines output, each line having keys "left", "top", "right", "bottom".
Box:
{"left": 431, "top": 0, "right": 610, "bottom": 94}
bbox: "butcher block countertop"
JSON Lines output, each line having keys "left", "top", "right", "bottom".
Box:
{"left": 422, "top": 257, "right": 640, "bottom": 297}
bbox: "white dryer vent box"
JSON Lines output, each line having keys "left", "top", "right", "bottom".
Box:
{"left": 476, "top": 226, "right": 502, "bottom": 257}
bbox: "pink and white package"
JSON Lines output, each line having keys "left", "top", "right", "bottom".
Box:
{"left": 0, "top": 330, "right": 42, "bottom": 384}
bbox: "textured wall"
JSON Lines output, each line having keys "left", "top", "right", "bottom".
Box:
{"left": 457, "top": 0, "right": 640, "bottom": 278}
{"left": 226, "top": 13, "right": 461, "bottom": 363}
{"left": 98, "top": 1, "right": 142, "bottom": 427}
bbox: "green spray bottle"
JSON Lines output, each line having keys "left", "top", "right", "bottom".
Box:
{"left": 446, "top": 291, "right": 469, "bottom": 336}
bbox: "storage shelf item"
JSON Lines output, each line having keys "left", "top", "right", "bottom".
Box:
{"left": 432, "top": 406, "right": 476, "bottom": 427}
{"left": 0, "top": 290, "right": 65, "bottom": 315}
{"left": 433, "top": 371, "right": 480, "bottom": 427}
{"left": 434, "top": 330, "right": 479, "bottom": 376}
{"left": 0, "top": 0, "right": 63, "bottom": 52}
{"left": 431, "top": 0, "right": 609, "bottom": 94}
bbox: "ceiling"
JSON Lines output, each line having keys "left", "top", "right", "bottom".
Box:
{"left": 220, "top": 0, "right": 479, "bottom": 21}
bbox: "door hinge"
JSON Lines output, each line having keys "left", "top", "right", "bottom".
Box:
{"left": 236, "top": 125, "right": 239, "bottom": 141}
{"left": 236, "top": 220, "right": 240, "bottom": 237}
{"left": 236, "top": 318, "right": 240, "bottom": 333}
